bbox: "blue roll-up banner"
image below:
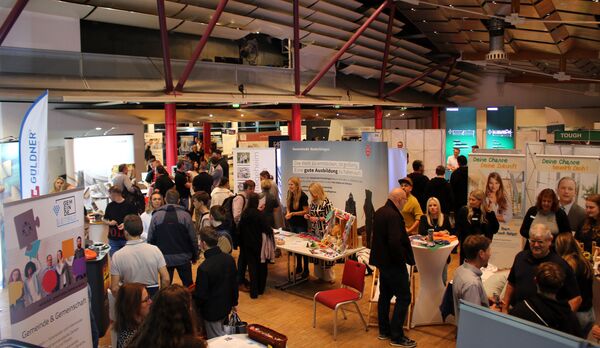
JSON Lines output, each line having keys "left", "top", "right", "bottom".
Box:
{"left": 445, "top": 107, "right": 477, "bottom": 159}
{"left": 19, "top": 90, "right": 49, "bottom": 199}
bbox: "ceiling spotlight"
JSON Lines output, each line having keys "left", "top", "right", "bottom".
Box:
{"left": 209, "top": 114, "right": 213, "bottom": 117}
{"left": 241, "top": 113, "right": 244, "bottom": 117}
{"left": 315, "top": 113, "right": 319, "bottom": 116}
{"left": 95, "top": 127, "right": 102, "bottom": 130}
{"left": 336, "top": 113, "right": 339, "bottom": 116}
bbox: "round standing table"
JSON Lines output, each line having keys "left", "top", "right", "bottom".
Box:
{"left": 410, "top": 240, "right": 458, "bottom": 327}
{"left": 207, "top": 334, "right": 265, "bottom": 347}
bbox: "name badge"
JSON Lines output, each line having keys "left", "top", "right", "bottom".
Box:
{"left": 472, "top": 217, "right": 479, "bottom": 221}
{"left": 530, "top": 215, "right": 536, "bottom": 219}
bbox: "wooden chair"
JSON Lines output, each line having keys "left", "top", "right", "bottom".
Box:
{"left": 313, "top": 259, "right": 368, "bottom": 340}
{"left": 366, "top": 265, "right": 415, "bottom": 330}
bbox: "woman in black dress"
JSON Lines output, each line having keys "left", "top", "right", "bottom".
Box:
{"left": 455, "top": 189, "right": 499, "bottom": 264}
{"left": 285, "top": 177, "right": 310, "bottom": 278}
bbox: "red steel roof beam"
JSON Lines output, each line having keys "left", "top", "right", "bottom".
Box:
{"left": 378, "top": 2, "right": 395, "bottom": 99}
{"left": 435, "top": 58, "right": 457, "bottom": 99}
{"left": 301, "top": 0, "right": 390, "bottom": 96}
{"left": 383, "top": 60, "right": 452, "bottom": 99}
{"left": 0, "top": 0, "right": 29, "bottom": 46}
{"left": 157, "top": 0, "right": 174, "bottom": 93}
{"left": 293, "top": 0, "right": 301, "bottom": 96}
{"left": 175, "top": 0, "right": 229, "bottom": 92}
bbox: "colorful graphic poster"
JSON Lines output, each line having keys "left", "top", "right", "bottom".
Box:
{"left": 469, "top": 153, "right": 526, "bottom": 269}
{"left": 20, "top": 90, "right": 49, "bottom": 198}
{"left": 3, "top": 189, "right": 91, "bottom": 347}
{"left": 144, "top": 132, "right": 164, "bottom": 164}
{"left": 232, "top": 148, "right": 276, "bottom": 194}
{"left": 279, "top": 141, "right": 389, "bottom": 229}
{"left": 445, "top": 107, "right": 477, "bottom": 159}
{"left": 486, "top": 106, "right": 515, "bottom": 149}
{"left": 528, "top": 154, "right": 600, "bottom": 208}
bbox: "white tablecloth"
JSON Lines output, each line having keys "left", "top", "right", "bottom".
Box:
{"left": 207, "top": 334, "right": 265, "bottom": 347}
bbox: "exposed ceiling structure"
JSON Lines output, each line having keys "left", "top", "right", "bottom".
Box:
{"left": 0, "top": 0, "right": 481, "bottom": 102}
{"left": 395, "top": 0, "right": 600, "bottom": 89}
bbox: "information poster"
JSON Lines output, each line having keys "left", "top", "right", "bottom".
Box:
{"left": 486, "top": 106, "right": 515, "bottom": 149}
{"left": 469, "top": 153, "right": 526, "bottom": 269}
{"left": 232, "top": 148, "right": 276, "bottom": 194}
{"left": 280, "top": 141, "right": 389, "bottom": 229}
{"left": 528, "top": 154, "right": 600, "bottom": 208}
{"left": 445, "top": 107, "right": 477, "bottom": 159}
{"left": 144, "top": 132, "right": 164, "bottom": 164}
{"left": 3, "top": 189, "right": 92, "bottom": 347}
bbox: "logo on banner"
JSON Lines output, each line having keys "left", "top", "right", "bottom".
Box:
{"left": 54, "top": 196, "right": 78, "bottom": 227}
{"left": 487, "top": 129, "right": 513, "bottom": 137}
{"left": 13, "top": 209, "right": 40, "bottom": 250}
{"left": 365, "top": 144, "right": 372, "bottom": 158}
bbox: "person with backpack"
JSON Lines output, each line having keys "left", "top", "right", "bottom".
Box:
{"left": 232, "top": 180, "right": 255, "bottom": 292}
{"left": 209, "top": 205, "right": 233, "bottom": 254}
{"left": 147, "top": 189, "right": 198, "bottom": 287}
{"left": 192, "top": 191, "right": 211, "bottom": 235}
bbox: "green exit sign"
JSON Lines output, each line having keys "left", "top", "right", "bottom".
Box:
{"left": 554, "top": 130, "right": 600, "bottom": 142}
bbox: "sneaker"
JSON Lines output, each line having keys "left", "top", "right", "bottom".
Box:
{"left": 377, "top": 334, "right": 390, "bottom": 340}
{"left": 390, "top": 337, "right": 416, "bottom": 347}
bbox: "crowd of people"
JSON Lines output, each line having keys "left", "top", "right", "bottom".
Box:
{"left": 81, "top": 142, "right": 600, "bottom": 348}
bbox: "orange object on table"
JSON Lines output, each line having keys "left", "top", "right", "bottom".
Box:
{"left": 85, "top": 248, "right": 98, "bottom": 260}
{"left": 433, "top": 232, "right": 458, "bottom": 242}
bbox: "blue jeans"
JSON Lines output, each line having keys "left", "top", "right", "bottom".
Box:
{"left": 108, "top": 239, "right": 127, "bottom": 256}
{"left": 378, "top": 265, "right": 411, "bottom": 340}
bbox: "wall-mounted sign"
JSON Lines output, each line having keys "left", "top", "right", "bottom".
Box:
{"left": 445, "top": 107, "right": 477, "bottom": 159}
{"left": 486, "top": 106, "right": 515, "bottom": 149}
{"left": 554, "top": 130, "right": 600, "bottom": 143}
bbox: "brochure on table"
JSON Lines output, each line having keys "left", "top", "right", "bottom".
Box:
{"left": 279, "top": 141, "right": 389, "bottom": 231}
{"left": 469, "top": 152, "right": 526, "bottom": 269}
{"left": 232, "top": 148, "right": 276, "bottom": 194}
{"left": 3, "top": 189, "right": 92, "bottom": 347}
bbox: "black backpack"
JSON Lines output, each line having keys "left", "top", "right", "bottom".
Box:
{"left": 221, "top": 194, "right": 245, "bottom": 248}
{"left": 126, "top": 185, "right": 146, "bottom": 215}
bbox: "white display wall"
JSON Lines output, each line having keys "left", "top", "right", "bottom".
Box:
{"left": 383, "top": 129, "right": 445, "bottom": 178}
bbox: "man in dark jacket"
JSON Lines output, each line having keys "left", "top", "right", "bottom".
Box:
{"left": 369, "top": 188, "right": 416, "bottom": 348}
{"left": 407, "top": 160, "right": 429, "bottom": 212}
{"left": 194, "top": 226, "right": 238, "bottom": 339}
{"left": 425, "top": 165, "right": 454, "bottom": 214}
{"left": 192, "top": 160, "right": 213, "bottom": 195}
{"left": 450, "top": 155, "right": 469, "bottom": 214}
{"left": 148, "top": 190, "right": 198, "bottom": 287}
{"left": 509, "top": 261, "right": 583, "bottom": 337}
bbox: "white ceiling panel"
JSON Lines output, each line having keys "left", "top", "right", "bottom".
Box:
{"left": 316, "top": 0, "right": 362, "bottom": 10}
{"left": 86, "top": 8, "right": 179, "bottom": 30}
{"left": 340, "top": 54, "right": 381, "bottom": 69}
{"left": 175, "top": 6, "right": 254, "bottom": 27}
{"left": 2, "top": 0, "right": 93, "bottom": 18}
{"left": 306, "top": 11, "right": 360, "bottom": 32}
{"left": 396, "top": 39, "right": 430, "bottom": 55}
{"left": 390, "top": 46, "right": 429, "bottom": 64}
{"left": 309, "top": 1, "right": 363, "bottom": 21}
{"left": 301, "top": 33, "right": 347, "bottom": 49}
{"left": 175, "top": 21, "right": 250, "bottom": 40}
{"left": 390, "top": 57, "right": 428, "bottom": 71}
{"left": 242, "top": 18, "right": 309, "bottom": 40}
{"left": 94, "top": 0, "right": 185, "bottom": 17}
{"left": 339, "top": 65, "right": 380, "bottom": 79}
{"left": 299, "top": 44, "right": 351, "bottom": 72}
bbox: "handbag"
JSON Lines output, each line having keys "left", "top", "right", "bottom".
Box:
{"left": 223, "top": 310, "right": 247, "bottom": 335}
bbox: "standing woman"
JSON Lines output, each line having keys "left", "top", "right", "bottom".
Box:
{"left": 419, "top": 197, "right": 453, "bottom": 284}
{"left": 555, "top": 233, "right": 595, "bottom": 333}
{"left": 305, "top": 182, "right": 334, "bottom": 282}
{"left": 239, "top": 193, "right": 274, "bottom": 299}
{"left": 8, "top": 269, "right": 25, "bottom": 310}
{"left": 285, "top": 177, "right": 310, "bottom": 278}
{"left": 115, "top": 283, "right": 152, "bottom": 348}
{"left": 23, "top": 260, "right": 42, "bottom": 306}
{"left": 455, "top": 190, "right": 499, "bottom": 264}
{"left": 153, "top": 166, "right": 175, "bottom": 198}
{"left": 485, "top": 172, "right": 513, "bottom": 223}
{"left": 141, "top": 192, "right": 164, "bottom": 240}
{"left": 259, "top": 179, "right": 280, "bottom": 229}
{"left": 520, "top": 188, "right": 570, "bottom": 249}
{"left": 260, "top": 170, "right": 284, "bottom": 228}
{"left": 128, "top": 284, "right": 206, "bottom": 348}
{"left": 575, "top": 194, "right": 600, "bottom": 253}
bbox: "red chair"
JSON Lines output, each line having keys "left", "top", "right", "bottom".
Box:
{"left": 313, "top": 259, "right": 368, "bottom": 339}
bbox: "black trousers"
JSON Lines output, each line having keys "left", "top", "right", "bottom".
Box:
{"left": 237, "top": 248, "right": 249, "bottom": 285}
{"left": 167, "top": 263, "right": 193, "bottom": 287}
{"left": 247, "top": 260, "right": 268, "bottom": 298}
{"left": 378, "top": 265, "right": 411, "bottom": 341}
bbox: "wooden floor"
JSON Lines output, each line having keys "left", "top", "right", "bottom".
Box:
{"left": 98, "top": 250, "right": 459, "bottom": 348}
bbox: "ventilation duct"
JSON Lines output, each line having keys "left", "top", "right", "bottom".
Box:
{"left": 485, "top": 18, "right": 507, "bottom": 62}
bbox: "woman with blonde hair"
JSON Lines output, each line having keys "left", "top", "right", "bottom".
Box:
{"left": 485, "top": 172, "right": 512, "bottom": 223}
{"left": 419, "top": 197, "right": 453, "bottom": 284}
{"left": 305, "top": 182, "right": 334, "bottom": 282}
{"left": 141, "top": 192, "right": 163, "bottom": 240}
{"left": 455, "top": 189, "right": 499, "bottom": 264}
{"left": 285, "top": 177, "right": 309, "bottom": 278}
{"left": 555, "top": 233, "right": 594, "bottom": 333}
{"left": 51, "top": 176, "right": 74, "bottom": 193}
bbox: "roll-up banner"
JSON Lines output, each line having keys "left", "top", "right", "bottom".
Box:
{"left": 3, "top": 189, "right": 92, "bottom": 347}
{"left": 445, "top": 107, "right": 477, "bottom": 159}
{"left": 144, "top": 132, "right": 164, "bottom": 165}
{"left": 528, "top": 154, "right": 600, "bottom": 208}
{"left": 486, "top": 106, "right": 515, "bottom": 149}
{"left": 469, "top": 153, "right": 526, "bottom": 269}
{"left": 279, "top": 141, "right": 389, "bottom": 229}
{"left": 20, "top": 91, "right": 49, "bottom": 199}
{"left": 232, "top": 148, "right": 276, "bottom": 194}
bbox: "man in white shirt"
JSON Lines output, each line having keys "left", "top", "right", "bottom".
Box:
{"left": 111, "top": 214, "right": 170, "bottom": 297}
{"left": 446, "top": 147, "right": 460, "bottom": 171}
{"left": 556, "top": 177, "right": 586, "bottom": 232}
{"left": 452, "top": 234, "right": 493, "bottom": 323}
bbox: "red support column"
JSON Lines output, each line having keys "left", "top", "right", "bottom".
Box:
{"left": 165, "top": 103, "right": 177, "bottom": 169}
{"left": 203, "top": 122, "right": 212, "bottom": 156}
{"left": 290, "top": 104, "right": 302, "bottom": 141}
{"left": 432, "top": 107, "right": 440, "bottom": 129}
{"left": 0, "top": 0, "right": 28, "bottom": 46}
{"left": 374, "top": 105, "right": 383, "bottom": 130}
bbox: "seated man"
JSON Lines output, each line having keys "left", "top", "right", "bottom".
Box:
{"left": 502, "top": 223, "right": 581, "bottom": 313}
{"left": 509, "top": 261, "right": 583, "bottom": 337}
{"left": 452, "top": 234, "right": 493, "bottom": 323}
{"left": 110, "top": 214, "right": 170, "bottom": 297}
